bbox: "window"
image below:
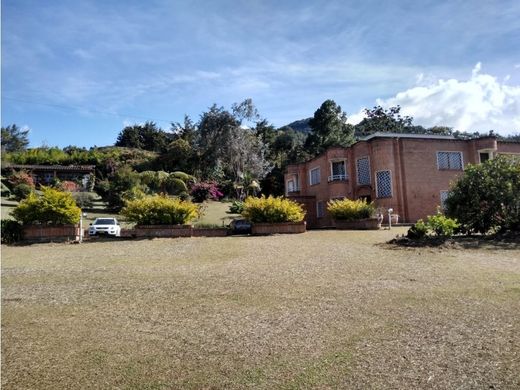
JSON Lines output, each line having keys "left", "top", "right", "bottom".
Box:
{"left": 329, "top": 160, "right": 346, "bottom": 181}
{"left": 376, "top": 170, "right": 392, "bottom": 198}
{"left": 440, "top": 191, "right": 449, "bottom": 210}
{"left": 287, "top": 179, "right": 296, "bottom": 193}
{"left": 317, "top": 201, "right": 325, "bottom": 218}
{"left": 479, "top": 152, "right": 490, "bottom": 163}
{"left": 437, "top": 151, "right": 463, "bottom": 170}
{"left": 309, "top": 167, "right": 321, "bottom": 185}
{"left": 356, "top": 157, "right": 371, "bottom": 185}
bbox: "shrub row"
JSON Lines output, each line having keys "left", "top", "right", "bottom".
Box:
{"left": 241, "top": 195, "right": 305, "bottom": 223}
{"left": 327, "top": 198, "right": 375, "bottom": 221}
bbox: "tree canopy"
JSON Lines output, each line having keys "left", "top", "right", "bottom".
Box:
{"left": 1, "top": 124, "right": 30, "bottom": 153}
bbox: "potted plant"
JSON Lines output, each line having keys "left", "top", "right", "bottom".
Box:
{"left": 241, "top": 195, "right": 306, "bottom": 235}
{"left": 327, "top": 198, "right": 380, "bottom": 230}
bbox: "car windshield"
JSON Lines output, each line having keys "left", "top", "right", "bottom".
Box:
{"left": 94, "top": 219, "right": 116, "bottom": 225}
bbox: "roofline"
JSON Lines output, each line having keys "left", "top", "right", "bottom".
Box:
{"left": 361, "top": 132, "right": 456, "bottom": 141}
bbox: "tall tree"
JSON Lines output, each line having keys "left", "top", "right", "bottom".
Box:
{"left": 305, "top": 99, "right": 355, "bottom": 156}
{"left": 115, "top": 121, "right": 168, "bottom": 152}
{"left": 354, "top": 105, "right": 413, "bottom": 137}
{"left": 1, "top": 124, "right": 30, "bottom": 153}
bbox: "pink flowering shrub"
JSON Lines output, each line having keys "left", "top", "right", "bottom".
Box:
{"left": 190, "top": 181, "right": 223, "bottom": 203}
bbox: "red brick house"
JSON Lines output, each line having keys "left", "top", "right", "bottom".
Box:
{"left": 284, "top": 133, "right": 520, "bottom": 228}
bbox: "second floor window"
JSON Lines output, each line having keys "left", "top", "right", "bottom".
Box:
{"left": 329, "top": 161, "right": 346, "bottom": 181}
{"left": 356, "top": 157, "right": 371, "bottom": 185}
{"left": 310, "top": 167, "right": 321, "bottom": 185}
{"left": 437, "top": 151, "right": 463, "bottom": 170}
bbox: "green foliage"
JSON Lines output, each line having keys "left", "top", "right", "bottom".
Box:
{"left": 1, "top": 220, "right": 24, "bottom": 244}
{"left": 12, "top": 183, "right": 34, "bottom": 201}
{"left": 327, "top": 198, "right": 375, "bottom": 221}
{"left": 305, "top": 100, "right": 355, "bottom": 156}
{"left": 445, "top": 156, "right": 520, "bottom": 233}
{"left": 426, "top": 210, "right": 460, "bottom": 237}
{"left": 72, "top": 192, "right": 96, "bottom": 208}
{"left": 1, "top": 124, "right": 29, "bottom": 153}
{"left": 115, "top": 121, "right": 169, "bottom": 152}
{"left": 406, "top": 219, "right": 428, "bottom": 239}
{"left": 228, "top": 200, "right": 244, "bottom": 214}
{"left": 406, "top": 211, "right": 459, "bottom": 239}
{"left": 241, "top": 195, "right": 305, "bottom": 223}
{"left": 354, "top": 105, "right": 413, "bottom": 137}
{"left": 11, "top": 187, "right": 81, "bottom": 225}
{"left": 121, "top": 195, "right": 200, "bottom": 225}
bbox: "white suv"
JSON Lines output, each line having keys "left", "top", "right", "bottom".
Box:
{"left": 88, "top": 217, "right": 121, "bottom": 237}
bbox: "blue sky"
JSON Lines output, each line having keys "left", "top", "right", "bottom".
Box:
{"left": 2, "top": 0, "right": 520, "bottom": 148}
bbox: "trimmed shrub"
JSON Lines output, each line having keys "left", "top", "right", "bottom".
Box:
{"left": 190, "top": 181, "right": 223, "bottom": 203}
{"left": 241, "top": 195, "right": 305, "bottom": 223}
{"left": 1, "top": 219, "right": 24, "bottom": 244}
{"left": 164, "top": 176, "right": 188, "bottom": 195}
{"left": 12, "top": 183, "right": 33, "bottom": 201}
{"left": 327, "top": 198, "right": 375, "bottom": 221}
{"left": 445, "top": 156, "right": 520, "bottom": 233}
{"left": 228, "top": 200, "right": 244, "bottom": 214}
{"left": 121, "top": 195, "right": 200, "bottom": 225}
{"left": 11, "top": 187, "right": 81, "bottom": 225}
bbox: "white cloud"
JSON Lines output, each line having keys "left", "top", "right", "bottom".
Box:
{"left": 349, "top": 64, "right": 520, "bottom": 135}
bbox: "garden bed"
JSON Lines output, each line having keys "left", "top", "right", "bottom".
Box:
{"left": 251, "top": 221, "right": 306, "bottom": 235}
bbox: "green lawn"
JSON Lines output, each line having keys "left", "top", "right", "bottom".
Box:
{"left": 2, "top": 229, "right": 519, "bottom": 389}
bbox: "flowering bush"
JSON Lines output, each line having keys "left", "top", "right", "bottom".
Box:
{"left": 241, "top": 195, "right": 305, "bottom": 223}
{"left": 7, "top": 170, "right": 34, "bottom": 189}
{"left": 190, "top": 181, "right": 223, "bottom": 203}
{"left": 121, "top": 195, "right": 200, "bottom": 225}
{"left": 59, "top": 180, "right": 80, "bottom": 192}
{"left": 327, "top": 198, "right": 375, "bottom": 221}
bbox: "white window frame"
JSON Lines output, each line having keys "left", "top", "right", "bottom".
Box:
{"left": 286, "top": 179, "right": 295, "bottom": 194}
{"left": 309, "top": 167, "right": 321, "bottom": 186}
{"left": 356, "top": 156, "right": 371, "bottom": 186}
{"left": 328, "top": 159, "right": 347, "bottom": 182}
{"left": 375, "top": 170, "right": 393, "bottom": 199}
{"left": 436, "top": 151, "right": 464, "bottom": 171}
{"left": 316, "top": 200, "right": 325, "bottom": 218}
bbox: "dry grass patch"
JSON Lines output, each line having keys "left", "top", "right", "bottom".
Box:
{"left": 2, "top": 228, "right": 520, "bottom": 389}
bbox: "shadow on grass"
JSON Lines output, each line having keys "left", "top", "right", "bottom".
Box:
{"left": 385, "top": 233, "right": 520, "bottom": 251}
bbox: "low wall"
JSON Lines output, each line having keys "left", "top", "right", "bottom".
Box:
{"left": 120, "top": 226, "right": 230, "bottom": 238}
{"left": 251, "top": 221, "right": 306, "bottom": 235}
{"left": 192, "top": 228, "right": 230, "bottom": 237}
{"left": 333, "top": 218, "right": 381, "bottom": 230}
{"left": 23, "top": 225, "right": 80, "bottom": 243}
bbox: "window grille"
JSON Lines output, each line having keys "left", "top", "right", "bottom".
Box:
{"left": 310, "top": 168, "right": 321, "bottom": 185}
{"left": 376, "top": 170, "right": 392, "bottom": 198}
{"left": 437, "top": 152, "right": 463, "bottom": 170}
{"left": 357, "top": 157, "right": 371, "bottom": 185}
{"left": 440, "top": 191, "right": 449, "bottom": 210}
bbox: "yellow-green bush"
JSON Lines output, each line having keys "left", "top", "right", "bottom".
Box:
{"left": 121, "top": 195, "right": 199, "bottom": 225}
{"left": 327, "top": 198, "right": 375, "bottom": 221}
{"left": 11, "top": 186, "right": 81, "bottom": 225}
{"left": 241, "top": 195, "right": 305, "bottom": 223}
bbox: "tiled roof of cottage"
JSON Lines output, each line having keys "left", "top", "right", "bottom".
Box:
{"left": 4, "top": 164, "right": 95, "bottom": 172}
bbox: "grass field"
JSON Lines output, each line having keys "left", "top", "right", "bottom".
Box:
{"left": 2, "top": 229, "right": 519, "bottom": 389}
